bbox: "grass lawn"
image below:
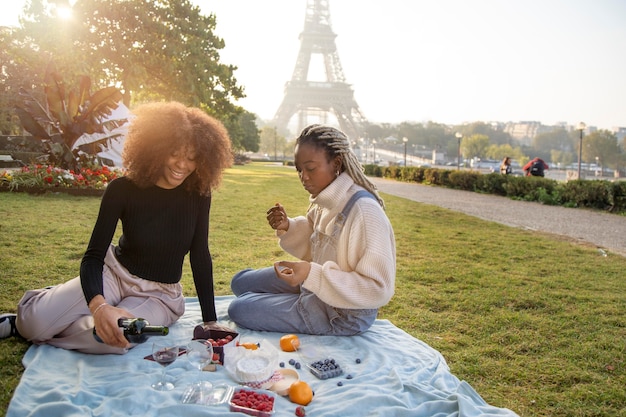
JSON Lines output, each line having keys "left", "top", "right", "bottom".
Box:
{"left": 1, "top": 163, "right": 625, "bottom": 416}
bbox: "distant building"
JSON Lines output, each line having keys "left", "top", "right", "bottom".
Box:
{"left": 612, "top": 127, "right": 626, "bottom": 143}
{"left": 503, "top": 121, "right": 547, "bottom": 145}
{"left": 502, "top": 121, "right": 626, "bottom": 145}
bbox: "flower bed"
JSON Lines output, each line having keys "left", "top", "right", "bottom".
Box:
{"left": 0, "top": 164, "right": 121, "bottom": 195}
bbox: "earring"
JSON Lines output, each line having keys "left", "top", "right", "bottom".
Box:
{"left": 335, "top": 170, "right": 340, "bottom": 177}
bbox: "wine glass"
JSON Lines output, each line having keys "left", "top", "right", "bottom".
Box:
{"left": 151, "top": 342, "right": 179, "bottom": 391}
{"left": 185, "top": 340, "right": 214, "bottom": 400}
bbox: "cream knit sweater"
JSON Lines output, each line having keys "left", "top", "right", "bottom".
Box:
{"left": 277, "top": 173, "right": 396, "bottom": 309}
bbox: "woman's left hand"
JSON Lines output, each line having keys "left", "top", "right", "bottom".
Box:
{"left": 274, "top": 261, "right": 311, "bottom": 287}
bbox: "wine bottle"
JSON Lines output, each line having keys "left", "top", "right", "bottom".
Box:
{"left": 93, "top": 318, "right": 169, "bottom": 344}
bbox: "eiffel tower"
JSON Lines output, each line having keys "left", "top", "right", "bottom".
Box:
{"left": 273, "top": 0, "right": 367, "bottom": 140}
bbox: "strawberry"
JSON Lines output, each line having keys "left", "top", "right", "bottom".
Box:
{"left": 295, "top": 406, "right": 306, "bottom": 416}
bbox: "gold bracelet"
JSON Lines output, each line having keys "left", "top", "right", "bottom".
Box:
{"left": 92, "top": 302, "right": 108, "bottom": 316}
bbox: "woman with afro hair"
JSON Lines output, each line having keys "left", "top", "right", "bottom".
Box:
{"left": 6, "top": 102, "right": 233, "bottom": 354}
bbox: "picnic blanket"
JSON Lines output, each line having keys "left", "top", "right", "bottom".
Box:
{"left": 7, "top": 296, "right": 519, "bottom": 417}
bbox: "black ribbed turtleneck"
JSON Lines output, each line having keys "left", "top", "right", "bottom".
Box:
{"left": 80, "top": 176, "right": 217, "bottom": 322}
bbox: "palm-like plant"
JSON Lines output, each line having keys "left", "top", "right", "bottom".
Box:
{"left": 14, "top": 62, "right": 126, "bottom": 171}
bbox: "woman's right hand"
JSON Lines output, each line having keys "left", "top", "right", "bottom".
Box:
{"left": 266, "top": 203, "right": 289, "bottom": 231}
{"left": 92, "top": 302, "right": 133, "bottom": 348}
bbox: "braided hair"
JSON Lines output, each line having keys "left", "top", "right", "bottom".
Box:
{"left": 295, "top": 124, "right": 385, "bottom": 208}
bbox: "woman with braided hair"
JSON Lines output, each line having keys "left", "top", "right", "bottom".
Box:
{"left": 228, "top": 124, "right": 396, "bottom": 335}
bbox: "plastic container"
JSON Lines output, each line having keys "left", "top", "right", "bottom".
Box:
{"left": 229, "top": 387, "right": 276, "bottom": 417}
{"left": 292, "top": 337, "right": 344, "bottom": 380}
{"left": 181, "top": 384, "right": 276, "bottom": 417}
{"left": 181, "top": 383, "right": 233, "bottom": 406}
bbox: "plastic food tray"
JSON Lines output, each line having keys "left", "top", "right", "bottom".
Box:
{"left": 229, "top": 387, "right": 276, "bottom": 417}
{"left": 293, "top": 337, "right": 344, "bottom": 380}
{"left": 181, "top": 384, "right": 276, "bottom": 417}
{"left": 181, "top": 383, "right": 233, "bottom": 406}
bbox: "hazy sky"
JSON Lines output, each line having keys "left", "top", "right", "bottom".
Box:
{"left": 2, "top": 0, "right": 626, "bottom": 130}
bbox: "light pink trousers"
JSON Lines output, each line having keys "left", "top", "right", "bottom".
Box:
{"left": 16, "top": 246, "right": 185, "bottom": 354}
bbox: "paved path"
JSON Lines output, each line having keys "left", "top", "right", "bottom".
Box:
{"left": 370, "top": 177, "right": 626, "bottom": 257}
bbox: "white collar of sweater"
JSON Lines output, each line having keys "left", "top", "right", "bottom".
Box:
{"left": 309, "top": 172, "right": 355, "bottom": 210}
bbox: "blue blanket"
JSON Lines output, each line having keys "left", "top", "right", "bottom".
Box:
{"left": 7, "top": 296, "right": 518, "bottom": 417}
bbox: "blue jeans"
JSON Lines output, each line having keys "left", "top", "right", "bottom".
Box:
{"left": 228, "top": 267, "right": 377, "bottom": 335}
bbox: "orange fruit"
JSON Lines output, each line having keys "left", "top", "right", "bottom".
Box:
{"left": 280, "top": 334, "right": 300, "bottom": 352}
{"left": 288, "top": 380, "right": 313, "bottom": 405}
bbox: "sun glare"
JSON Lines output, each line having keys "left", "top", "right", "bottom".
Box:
{"left": 56, "top": 6, "right": 73, "bottom": 20}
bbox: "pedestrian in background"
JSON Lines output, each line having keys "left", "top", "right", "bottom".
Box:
{"left": 523, "top": 157, "right": 549, "bottom": 177}
{"left": 500, "top": 157, "right": 512, "bottom": 175}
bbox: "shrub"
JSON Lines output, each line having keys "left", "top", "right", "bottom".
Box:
{"left": 423, "top": 168, "right": 450, "bottom": 186}
{"left": 363, "top": 164, "right": 382, "bottom": 177}
{"left": 370, "top": 164, "right": 625, "bottom": 214}
{"left": 474, "top": 173, "right": 508, "bottom": 196}
{"left": 609, "top": 181, "right": 626, "bottom": 212}
{"left": 560, "top": 180, "right": 615, "bottom": 210}
{"left": 384, "top": 166, "right": 402, "bottom": 181}
{"left": 448, "top": 171, "right": 480, "bottom": 191}
{"left": 405, "top": 167, "right": 425, "bottom": 183}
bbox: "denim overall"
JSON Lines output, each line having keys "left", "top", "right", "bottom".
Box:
{"left": 229, "top": 190, "right": 380, "bottom": 335}
{"left": 300, "top": 190, "right": 380, "bottom": 334}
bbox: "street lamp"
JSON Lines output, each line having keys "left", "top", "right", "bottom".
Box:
{"left": 402, "top": 137, "right": 408, "bottom": 167}
{"left": 577, "top": 122, "right": 586, "bottom": 179}
{"left": 273, "top": 127, "right": 278, "bottom": 162}
{"left": 455, "top": 132, "right": 463, "bottom": 170}
{"left": 360, "top": 137, "right": 368, "bottom": 163}
{"left": 372, "top": 140, "right": 377, "bottom": 163}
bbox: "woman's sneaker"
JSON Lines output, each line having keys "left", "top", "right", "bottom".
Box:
{"left": 0, "top": 314, "right": 18, "bottom": 339}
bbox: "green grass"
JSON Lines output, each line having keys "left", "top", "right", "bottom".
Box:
{"left": 1, "top": 163, "right": 625, "bottom": 416}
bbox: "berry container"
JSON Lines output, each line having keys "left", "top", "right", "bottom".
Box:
{"left": 292, "top": 337, "right": 344, "bottom": 380}
{"left": 228, "top": 387, "right": 276, "bottom": 417}
{"left": 192, "top": 326, "right": 239, "bottom": 364}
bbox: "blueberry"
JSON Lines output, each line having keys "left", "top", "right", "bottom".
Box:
{"left": 279, "top": 362, "right": 285, "bottom": 368}
{"left": 346, "top": 374, "right": 353, "bottom": 379}
{"left": 355, "top": 358, "right": 362, "bottom": 364}
{"left": 337, "top": 381, "right": 343, "bottom": 386}
{"left": 295, "top": 362, "right": 301, "bottom": 369}
{"left": 289, "top": 358, "right": 296, "bottom": 365}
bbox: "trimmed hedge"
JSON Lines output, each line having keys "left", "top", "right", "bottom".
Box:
{"left": 363, "top": 164, "right": 626, "bottom": 213}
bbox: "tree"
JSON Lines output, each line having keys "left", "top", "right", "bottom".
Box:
{"left": 532, "top": 128, "right": 573, "bottom": 162}
{"left": 0, "top": 26, "right": 44, "bottom": 135}
{"left": 461, "top": 134, "right": 490, "bottom": 162}
{"left": 223, "top": 109, "right": 260, "bottom": 153}
{"left": 485, "top": 143, "right": 525, "bottom": 164}
{"left": 582, "top": 130, "right": 621, "bottom": 169}
{"left": 463, "top": 121, "right": 513, "bottom": 145}
{"left": 259, "top": 126, "right": 286, "bottom": 160}
{"left": 550, "top": 150, "right": 573, "bottom": 169}
{"left": 9, "top": 0, "right": 244, "bottom": 119}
